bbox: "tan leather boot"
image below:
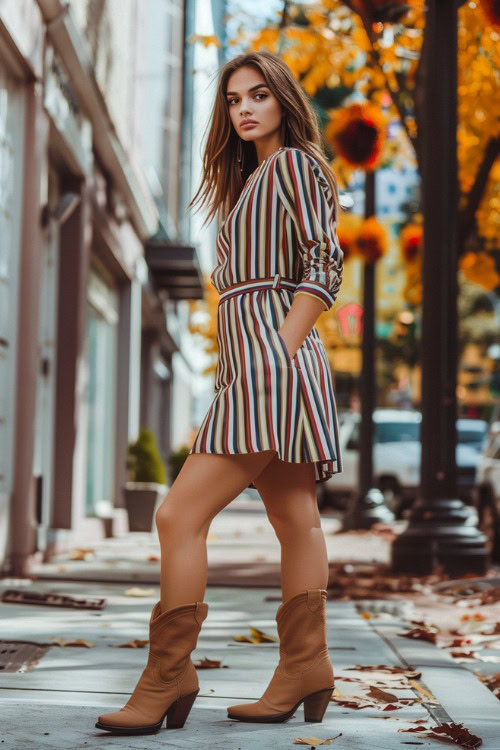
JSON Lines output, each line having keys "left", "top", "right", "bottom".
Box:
{"left": 96, "top": 600, "right": 208, "bottom": 734}
{"left": 227, "top": 589, "right": 334, "bottom": 723}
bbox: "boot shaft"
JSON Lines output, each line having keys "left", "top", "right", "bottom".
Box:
{"left": 148, "top": 601, "right": 208, "bottom": 681}
{"left": 276, "top": 590, "right": 329, "bottom": 672}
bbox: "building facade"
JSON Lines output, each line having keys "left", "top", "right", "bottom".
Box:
{"left": 0, "top": 0, "right": 209, "bottom": 574}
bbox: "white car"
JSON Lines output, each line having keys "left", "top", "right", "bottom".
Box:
{"left": 321, "top": 409, "right": 487, "bottom": 515}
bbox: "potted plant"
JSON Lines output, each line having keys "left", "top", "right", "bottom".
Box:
{"left": 123, "top": 428, "right": 168, "bottom": 532}
{"left": 167, "top": 444, "right": 191, "bottom": 484}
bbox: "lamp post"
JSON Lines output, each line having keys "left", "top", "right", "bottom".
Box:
{"left": 343, "top": 170, "right": 395, "bottom": 530}
{"left": 391, "top": 0, "right": 488, "bottom": 575}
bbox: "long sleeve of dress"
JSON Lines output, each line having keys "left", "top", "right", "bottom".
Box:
{"left": 274, "top": 148, "right": 343, "bottom": 311}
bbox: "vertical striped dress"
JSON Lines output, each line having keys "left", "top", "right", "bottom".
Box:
{"left": 189, "top": 146, "right": 344, "bottom": 488}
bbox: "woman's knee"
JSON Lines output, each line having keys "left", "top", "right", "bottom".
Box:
{"left": 266, "top": 499, "right": 321, "bottom": 541}
{"left": 154, "top": 491, "right": 211, "bottom": 539}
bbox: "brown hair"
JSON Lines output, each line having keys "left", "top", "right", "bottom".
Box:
{"left": 187, "top": 50, "right": 340, "bottom": 228}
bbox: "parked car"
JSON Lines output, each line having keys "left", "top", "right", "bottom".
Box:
{"left": 320, "top": 409, "right": 488, "bottom": 516}
{"left": 473, "top": 421, "right": 500, "bottom": 561}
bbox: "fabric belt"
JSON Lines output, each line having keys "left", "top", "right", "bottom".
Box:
{"left": 218, "top": 274, "right": 297, "bottom": 304}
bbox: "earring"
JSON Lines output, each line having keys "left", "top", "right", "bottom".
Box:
{"left": 237, "top": 137, "right": 243, "bottom": 173}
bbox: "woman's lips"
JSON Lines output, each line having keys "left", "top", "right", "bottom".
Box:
{"left": 241, "top": 122, "right": 257, "bottom": 129}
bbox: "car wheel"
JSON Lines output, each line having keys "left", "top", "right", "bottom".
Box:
{"left": 479, "top": 494, "right": 500, "bottom": 562}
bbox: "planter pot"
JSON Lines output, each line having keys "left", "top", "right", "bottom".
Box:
{"left": 122, "top": 482, "right": 168, "bottom": 532}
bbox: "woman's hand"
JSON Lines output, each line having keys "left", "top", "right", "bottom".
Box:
{"left": 278, "top": 328, "right": 299, "bottom": 360}
{"left": 278, "top": 292, "right": 327, "bottom": 359}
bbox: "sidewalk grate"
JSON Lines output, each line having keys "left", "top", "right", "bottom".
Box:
{"left": 0, "top": 641, "right": 50, "bottom": 673}
{"left": 1, "top": 589, "right": 107, "bottom": 609}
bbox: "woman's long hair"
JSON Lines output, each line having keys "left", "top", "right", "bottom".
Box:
{"left": 188, "top": 50, "right": 340, "bottom": 228}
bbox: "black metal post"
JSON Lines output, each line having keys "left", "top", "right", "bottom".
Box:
{"left": 343, "top": 171, "right": 394, "bottom": 529}
{"left": 391, "top": 0, "right": 488, "bottom": 575}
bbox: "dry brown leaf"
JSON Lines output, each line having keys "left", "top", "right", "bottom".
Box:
{"left": 400, "top": 721, "right": 482, "bottom": 749}
{"left": 49, "top": 637, "right": 94, "bottom": 647}
{"left": 397, "top": 627, "right": 437, "bottom": 643}
{"left": 293, "top": 735, "right": 342, "bottom": 745}
{"left": 233, "top": 626, "right": 278, "bottom": 644}
{"left": 365, "top": 686, "right": 399, "bottom": 703}
{"left": 408, "top": 679, "right": 439, "bottom": 704}
{"left": 382, "top": 703, "right": 403, "bottom": 711}
{"left": 193, "top": 657, "right": 224, "bottom": 669}
{"left": 110, "top": 639, "right": 149, "bottom": 648}
{"left": 475, "top": 671, "right": 500, "bottom": 697}
{"left": 345, "top": 664, "right": 422, "bottom": 679}
{"left": 329, "top": 687, "right": 375, "bottom": 709}
{"left": 69, "top": 548, "right": 96, "bottom": 561}
{"left": 147, "top": 554, "right": 160, "bottom": 562}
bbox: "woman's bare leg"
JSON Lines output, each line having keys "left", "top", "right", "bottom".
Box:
{"left": 253, "top": 454, "right": 328, "bottom": 601}
{"left": 155, "top": 449, "right": 277, "bottom": 611}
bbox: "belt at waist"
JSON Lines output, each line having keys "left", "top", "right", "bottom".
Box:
{"left": 218, "top": 274, "right": 297, "bottom": 304}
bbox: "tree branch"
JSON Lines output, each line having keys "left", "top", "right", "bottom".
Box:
{"left": 458, "top": 137, "right": 500, "bottom": 250}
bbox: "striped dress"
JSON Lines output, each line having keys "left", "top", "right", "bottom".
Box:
{"left": 189, "top": 146, "right": 344, "bottom": 488}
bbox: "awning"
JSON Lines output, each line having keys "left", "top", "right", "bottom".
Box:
{"left": 145, "top": 237, "right": 204, "bottom": 301}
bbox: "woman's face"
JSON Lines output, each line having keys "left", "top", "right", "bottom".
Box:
{"left": 226, "top": 66, "right": 283, "bottom": 150}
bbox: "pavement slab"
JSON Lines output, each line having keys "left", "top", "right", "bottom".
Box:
{"left": 1, "top": 580, "right": 499, "bottom": 749}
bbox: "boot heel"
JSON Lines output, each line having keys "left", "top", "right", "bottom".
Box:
{"left": 166, "top": 689, "right": 199, "bottom": 729}
{"left": 303, "top": 687, "right": 334, "bottom": 722}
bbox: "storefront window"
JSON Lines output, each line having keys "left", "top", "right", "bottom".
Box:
{"left": 86, "top": 268, "right": 118, "bottom": 515}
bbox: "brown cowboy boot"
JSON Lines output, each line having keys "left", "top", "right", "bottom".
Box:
{"left": 227, "top": 589, "right": 334, "bottom": 723}
{"left": 96, "top": 600, "right": 208, "bottom": 734}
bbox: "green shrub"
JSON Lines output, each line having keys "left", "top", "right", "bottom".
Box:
{"left": 127, "top": 428, "right": 167, "bottom": 484}
{"left": 168, "top": 445, "right": 191, "bottom": 483}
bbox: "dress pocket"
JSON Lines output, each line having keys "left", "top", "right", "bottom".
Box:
{"left": 276, "top": 329, "right": 300, "bottom": 369}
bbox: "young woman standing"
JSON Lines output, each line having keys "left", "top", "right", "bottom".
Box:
{"left": 96, "top": 49, "right": 344, "bottom": 735}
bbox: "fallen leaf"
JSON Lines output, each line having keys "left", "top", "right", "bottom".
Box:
{"left": 49, "top": 637, "right": 94, "bottom": 647}
{"left": 110, "top": 639, "right": 149, "bottom": 648}
{"left": 400, "top": 721, "right": 482, "bottom": 749}
{"left": 233, "top": 626, "right": 278, "bottom": 644}
{"left": 69, "top": 548, "right": 96, "bottom": 561}
{"left": 449, "top": 650, "right": 480, "bottom": 662}
{"left": 329, "top": 687, "right": 375, "bottom": 709}
{"left": 397, "top": 627, "right": 437, "bottom": 643}
{"left": 193, "top": 656, "right": 224, "bottom": 669}
{"left": 124, "top": 587, "right": 156, "bottom": 597}
{"left": 408, "top": 680, "right": 440, "bottom": 704}
{"left": 345, "top": 664, "right": 422, "bottom": 678}
{"left": 365, "top": 686, "right": 399, "bottom": 703}
{"left": 474, "top": 671, "right": 500, "bottom": 697}
{"left": 293, "top": 735, "right": 342, "bottom": 745}
{"left": 147, "top": 554, "right": 160, "bottom": 562}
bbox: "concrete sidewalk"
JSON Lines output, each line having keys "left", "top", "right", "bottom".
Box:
{"left": 0, "top": 578, "right": 499, "bottom": 749}
{"left": 28, "top": 505, "right": 396, "bottom": 588}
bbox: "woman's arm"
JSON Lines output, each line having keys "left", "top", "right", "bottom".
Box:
{"left": 278, "top": 292, "right": 327, "bottom": 359}
{"left": 274, "top": 148, "right": 344, "bottom": 357}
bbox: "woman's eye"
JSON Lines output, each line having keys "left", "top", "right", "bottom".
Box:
{"left": 227, "top": 93, "right": 267, "bottom": 105}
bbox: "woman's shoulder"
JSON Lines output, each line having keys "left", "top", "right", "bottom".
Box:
{"left": 274, "top": 146, "right": 331, "bottom": 193}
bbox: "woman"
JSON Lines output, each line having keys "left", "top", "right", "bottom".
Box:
{"left": 96, "top": 50, "right": 344, "bottom": 735}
